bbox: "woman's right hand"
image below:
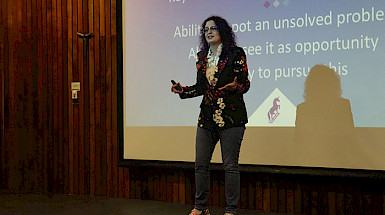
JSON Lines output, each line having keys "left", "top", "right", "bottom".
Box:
{"left": 171, "top": 82, "right": 184, "bottom": 93}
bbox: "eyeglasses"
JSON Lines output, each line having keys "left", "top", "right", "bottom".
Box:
{"left": 203, "top": 26, "right": 218, "bottom": 33}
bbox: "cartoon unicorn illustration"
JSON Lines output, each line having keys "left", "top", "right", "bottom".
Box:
{"left": 268, "top": 97, "right": 280, "bottom": 123}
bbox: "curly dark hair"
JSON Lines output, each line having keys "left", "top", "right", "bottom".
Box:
{"left": 199, "top": 16, "right": 237, "bottom": 55}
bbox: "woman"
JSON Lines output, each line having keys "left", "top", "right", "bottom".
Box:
{"left": 171, "top": 16, "right": 250, "bottom": 215}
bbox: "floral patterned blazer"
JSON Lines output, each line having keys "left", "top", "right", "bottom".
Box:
{"left": 179, "top": 46, "right": 250, "bottom": 129}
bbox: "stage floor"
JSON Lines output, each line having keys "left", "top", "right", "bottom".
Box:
{"left": 0, "top": 194, "right": 278, "bottom": 215}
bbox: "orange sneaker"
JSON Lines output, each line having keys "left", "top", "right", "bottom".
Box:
{"left": 189, "top": 208, "right": 211, "bottom": 215}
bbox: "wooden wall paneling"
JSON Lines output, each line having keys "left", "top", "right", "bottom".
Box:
{"left": 255, "top": 176, "right": 263, "bottom": 210}
{"left": 0, "top": 0, "right": 4, "bottom": 191}
{"left": 93, "top": 0, "right": 102, "bottom": 197}
{"left": 0, "top": 0, "right": 8, "bottom": 192}
{"left": 160, "top": 172, "right": 167, "bottom": 201}
{"left": 99, "top": 0, "right": 108, "bottom": 195}
{"left": 81, "top": 0, "right": 91, "bottom": 196}
{"left": 286, "top": 179, "right": 295, "bottom": 214}
{"left": 247, "top": 174, "right": 256, "bottom": 210}
{"left": 219, "top": 171, "right": 225, "bottom": 207}
{"left": 35, "top": 0, "right": 44, "bottom": 194}
{"left": 25, "top": 0, "right": 34, "bottom": 193}
{"left": 362, "top": 187, "right": 373, "bottom": 214}
{"left": 10, "top": 0, "right": 22, "bottom": 192}
{"left": 129, "top": 167, "right": 135, "bottom": 199}
{"left": 147, "top": 169, "right": 154, "bottom": 200}
{"left": 327, "top": 181, "right": 336, "bottom": 215}
{"left": 278, "top": 178, "right": 286, "bottom": 213}
{"left": 111, "top": 0, "right": 121, "bottom": 199}
{"left": 76, "top": 0, "right": 84, "bottom": 196}
{"left": 56, "top": 0, "right": 64, "bottom": 194}
{"left": 302, "top": 179, "right": 311, "bottom": 214}
{"left": 240, "top": 173, "right": 248, "bottom": 209}
{"left": 172, "top": 171, "right": 179, "bottom": 203}
{"left": 262, "top": 176, "right": 271, "bottom": 211}
{"left": 67, "top": 0, "right": 74, "bottom": 195}
{"left": 270, "top": 177, "right": 278, "bottom": 212}
{"left": 179, "top": 171, "right": 186, "bottom": 204}
{"left": 166, "top": 171, "right": 173, "bottom": 202}
{"left": 336, "top": 183, "right": 344, "bottom": 214}
{"left": 345, "top": 184, "right": 354, "bottom": 215}
{"left": 142, "top": 170, "right": 149, "bottom": 199}
{"left": 45, "top": 0, "right": 53, "bottom": 194}
{"left": 310, "top": 182, "right": 319, "bottom": 214}
{"left": 353, "top": 186, "right": 362, "bottom": 215}
{"left": 104, "top": 0, "right": 113, "bottom": 197}
{"left": 123, "top": 168, "right": 130, "bottom": 198}
{"left": 154, "top": 171, "right": 160, "bottom": 201}
{"left": 88, "top": 0, "right": 96, "bottom": 197}
{"left": 319, "top": 183, "right": 328, "bottom": 215}
{"left": 51, "top": 0, "right": 59, "bottom": 194}
{"left": 294, "top": 180, "right": 302, "bottom": 214}
{"left": 82, "top": 0, "right": 90, "bottom": 195}
{"left": 185, "top": 170, "right": 192, "bottom": 205}
{"left": 62, "top": 0, "right": 69, "bottom": 195}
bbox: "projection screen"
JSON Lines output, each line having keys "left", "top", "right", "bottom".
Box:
{"left": 120, "top": 0, "right": 385, "bottom": 171}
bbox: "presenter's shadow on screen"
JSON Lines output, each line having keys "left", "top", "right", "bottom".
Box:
{"left": 293, "top": 64, "right": 363, "bottom": 168}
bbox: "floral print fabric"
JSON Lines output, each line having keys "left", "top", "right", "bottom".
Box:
{"left": 180, "top": 46, "right": 250, "bottom": 129}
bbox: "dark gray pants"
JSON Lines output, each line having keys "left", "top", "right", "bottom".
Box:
{"left": 194, "top": 126, "right": 245, "bottom": 214}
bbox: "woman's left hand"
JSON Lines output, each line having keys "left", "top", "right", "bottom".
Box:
{"left": 219, "top": 77, "right": 237, "bottom": 91}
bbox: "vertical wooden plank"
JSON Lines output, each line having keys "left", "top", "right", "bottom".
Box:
{"left": 294, "top": 180, "right": 302, "bottom": 214}
{"left": 147, "top": 169, "right": 154, "bottom": 200}
{"left": 160, "top": 172, "right": 167, "bottom": 201}
{"left": 247, "top": 174, "right": 255, "bottom": 210}
{"left": 255, "top": 176, "right": 263, "bottom": 211}
{"left": 104, "top": 0, "right": 113, "bottom": 197}
{"left": 99, "top": 0, "right": 107, "bottom": 195}
{"left": 167, "top": 172, "right": 173, "bottom": 202}
{"left": 154, "top": 171, "right": 160, "bottom": 201}
{"left": 179, "top": 171, "right": 186, "bottom": 204}
{"left": 328, "top": 182, "right": 336, "bottom": 215}
{"left": 302, "top": 180, "right": 311, "bottom": 215}
{"left": 172, "top": 171, "right": 179, "bottom": 203}
{"left": 124, "top": 168, "right": 130, "bottom": 198}
{"left": 83, "top": 0, "right": 91, "bottom": 196}
{"left": 51, "top": 0, "right": 59, "bottom": 194}
{"left": 286, "top": 179, "right": 295, "bottom": 214}
{"left": 35, "top": 0, "right": 44, "bottom": 194}
{"left": 278, "top": 179, "right": 286, "bottom": 213}
{"left": 99, "top": 34, "right": 107, "bottom": 196}
{"left": 88, "top": 0, "right": 96, "bottom": 197}
{"left": 67, "top": 0, "right": 74, "bottom": 195}
{"left": 111, "top": 0, "right": 119, "bottom": 198}
{"left": 219, "top": 171, "right": 225, "bottom": 207}
{"left": 56, "top": 0, "right": 64, "bottom": 194}
{"left": 76, "top": 0, "right": 85, "bottom": 196}
{"left": 263, "top": 176, "right": 271, "bottom": 212}
{"left": 336, "top": 183, "right": 344, "bottom": 215}
{"left": 62, "top": 0, "right": 69, "bottom": 195}
{"left": 318, "top": 183, "right": 328, "bottom": 215}
{"left": 93, "top": 0, "right": 102, "bottom": 196}
{"left": 185, "top": 171, "right": 193, "bottom": 205}
{"left": 0, "top": 0, "right": 6, "bottom": 191}
{"left": 353, "top": 186, "right": 362, "bottom": 215}
{"left": 270, "top": 177, "right": 278, "bottom": 213}
{"left": 345, "top": 184, "right": 354, "bottom": 215}
{"left": 240, "top": 173, "right": 248, "bottom": 209}
{"left": 82, "top": 0, "right": 91, "bottom": 196}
